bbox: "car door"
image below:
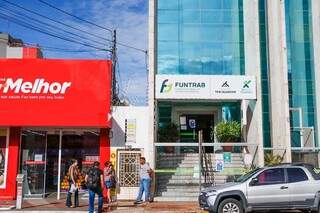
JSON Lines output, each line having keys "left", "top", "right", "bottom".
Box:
{"left": 287, "top": 167, "right": 316, "bottom": 207}
{"left": 246, "top": 168, "right": 290, "bottom": 209}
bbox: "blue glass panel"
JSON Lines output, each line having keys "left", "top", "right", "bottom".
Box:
{"left": 180, "top": 0, "right": 200, "bottom": 9}
{"left": 202, "top": 11, "right": 223, "bottom": 23}
{"left": 158, "top": 23, "right": 179, "bottom": 41}
{"left": 158, "top": 0, "right": 179, "bottom": 9}
{"left": 180, "top": 10, "right": 201, "bottom": 23}
{"left": 201, "top": 24, "right": 224, "bottom": 42}
{"left": 200, "top": 0, "right": 222, "bottom": 9}
{"left": 180, "top": 24, "right": 201, "bottom": 42}
{"left": 158, "top": 10, "right": 179, "bottom": 23}
{"left": 158, "top": 41, "right": 179, "bottom": 74}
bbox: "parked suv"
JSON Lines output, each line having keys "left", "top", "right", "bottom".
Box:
{"left": 199, "top": 164, "right": 320, "bottom": 213}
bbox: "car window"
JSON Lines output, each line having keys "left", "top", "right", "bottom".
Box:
{"left": 287, "top": 168, "right": 308, "bottom": 183}
{"left": 303, "top": 164, "right": 320, "bottom": 180}
{"left": 256, "top": 168, "right": 285, "bottom": 185}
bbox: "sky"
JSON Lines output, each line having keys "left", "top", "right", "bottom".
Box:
{"left": 0, "top": 0, "right": 148, "bottom": 105}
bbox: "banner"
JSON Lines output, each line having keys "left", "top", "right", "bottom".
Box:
{"left": 0, "top": 59, "right": 112, "bottom": 127}
{"left": 0, "top": 129, "right": 8, "bottom": 189}
{"left": 156, "top": 74, "right": 256, "bottom": 100}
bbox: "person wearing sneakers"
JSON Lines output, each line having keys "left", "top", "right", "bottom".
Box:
{"left": 134, "top": 157, "right": 153, "bottom": 204}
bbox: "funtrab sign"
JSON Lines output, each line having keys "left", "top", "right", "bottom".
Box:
{"left": 156, "top": 74, "right": 256, "bottom": 100}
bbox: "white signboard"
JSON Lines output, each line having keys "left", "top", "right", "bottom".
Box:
{"left": 125, "top": 119, "right": 136, "bottom": 143}
{"left": 156, "top": 75, "right": 256, "bottom": 100}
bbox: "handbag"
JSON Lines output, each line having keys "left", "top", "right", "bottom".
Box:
{"left": 69, "top": 183, "right": 77, "bottom": 193}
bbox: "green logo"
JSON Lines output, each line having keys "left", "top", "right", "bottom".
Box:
{"left": 243, "top": 80, "right": 251, "bottom": 88}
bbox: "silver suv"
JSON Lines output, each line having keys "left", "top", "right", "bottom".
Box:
{"left": 199, "top": 164, "right": 320, "bottom": 213}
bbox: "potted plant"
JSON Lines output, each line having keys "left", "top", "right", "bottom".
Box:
{"left": 158, "top": 123, "right": 179, "bottom": 153}
{"left": 214, "top": 121, "right": 241, "bottom": 152}
{"left": 264, "top": 153, "right": 283, "bottom": 166}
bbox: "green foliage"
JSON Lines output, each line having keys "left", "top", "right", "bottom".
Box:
{"left": 158, "top": 123, "right": 179, "bottom": 142}
{"left": 264, "top": 153, "right": 283, "bottom": 166}
{"left": 214, "top": 121, "right": 241, "bottom": 142}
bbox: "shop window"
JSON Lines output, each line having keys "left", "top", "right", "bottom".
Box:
{"left": 118, "top": 151, "right": 141, "bottom": 187}
{"left": 0, "top": 128, "right": 8, "bottom": 189}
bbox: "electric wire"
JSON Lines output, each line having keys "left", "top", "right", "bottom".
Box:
{"left": 37, "top": 0, "right": 113, "bottom": 33}
{"left": 0, "top": 0, "right": 111, "bottom": 43}
{"left": 0, "top": 13, "right": 111, "bottom": 52}
{"left": 37, "top": 0, "right": 147, "bottom": 53}
{"left": 1, "top": 0, "right": 147, "bottom": 54}
{"left": 0, "top": 7, "right": 109, "bottom": 48}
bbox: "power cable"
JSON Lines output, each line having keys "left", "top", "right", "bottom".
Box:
{"left": 37, "top": 0, "right": 147, "bottom": 53}
{"left": 0, "top": 37, "right": 108, "bottom": 53}
{"left": 0, "top": 13, "right": 111, "bottom": 52}
{"left": 2, "top": 0, "right": 147, "bottom": 54}
{"left": 0, "top": 7, "right": 109, "bottom": 48}
{"left": 0, "top": 0, "right": 111, "bottom": 43}
{"left": 37, "top": 0, "right": 113, "bottom": 33}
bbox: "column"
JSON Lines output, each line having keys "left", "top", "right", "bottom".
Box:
{"left": 148, "top": 0, "right": 156, "bottom": 169}
{"left": 266, "top": 0, "right": 292, "bottom": 162}
{"left": 311, "top": 0, "right": 320, "bottom": 147}
{"left": 243, "top": 0, "right": 264, "bottom": 166}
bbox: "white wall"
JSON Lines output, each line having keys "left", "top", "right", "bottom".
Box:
{"left": 111, "top": 106, "right": 152, "bottom": 163}
{"left": 111, "top": 106, "right": 151, "bottom": 200}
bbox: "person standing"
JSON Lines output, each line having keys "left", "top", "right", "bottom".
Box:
{"left": 134, "top": 157, "right": 153, "bottom": 204}
{"left": 66, "top": 159, "right": 79, "bottom": 208}
{"left": 104, "top": 161, "right": 115, "bottom": 204}
{"left": 85, "top": 161, "right": 104, "bottom": 213}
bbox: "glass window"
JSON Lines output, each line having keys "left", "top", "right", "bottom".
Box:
{"left": 158, "top": 10, "right": 179, "bottom": 23}
{"left": 200, "top": 0, "right": 222, "bottom": 9}
{"left": 180, "top": 24, "right": 201, "bottom": 42}
{"left": 157, "top": 0, "right": 245, "bottom": 75}
{"left": 158, "top": 0, "right": 179, "bottom": 9}
{"left": 158, "top": 41, "right": 179, "bottom": 74}
{"left": 202, "top": 11, "right": 223, "bottom": 23}
{"left": 287, "top": 168, "right": 308, "bottom": 183}
{"left": 257, "top": 168, "right": 285, "bottom": 185}
{"left": 181, "top": 10, "right": 201, "bottom": 23}
{"left": 180, "top": 0, "right": 200, "bottom": 9}
{"left": 158, "top": 23, "right": 179, "bottom": 41}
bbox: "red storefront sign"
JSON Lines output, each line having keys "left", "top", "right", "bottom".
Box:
{"left": 0, "top": 59, "right": 112, "bottom": 127}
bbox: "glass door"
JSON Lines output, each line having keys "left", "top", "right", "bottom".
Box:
{"left": 21, "top": 130, "right": 47, "bottom": 198}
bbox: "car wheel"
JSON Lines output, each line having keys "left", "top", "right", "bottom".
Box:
{"left": 311, "top": 206, "right": 320, "bottom": 213}
{"left": 218, "top": 198, "right": 243, "bottom": 213}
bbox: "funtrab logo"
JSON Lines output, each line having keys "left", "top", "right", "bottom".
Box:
{"left": 160, "top": 79, "right": 173, "bottom": 93}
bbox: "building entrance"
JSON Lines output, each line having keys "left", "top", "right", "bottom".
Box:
{"left": 20, "top": 129, "right": 100, "bottom": 199}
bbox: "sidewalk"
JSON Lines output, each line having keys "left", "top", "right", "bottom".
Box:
{"left": 1, "top": 198, "right": 206, "bottom": 213}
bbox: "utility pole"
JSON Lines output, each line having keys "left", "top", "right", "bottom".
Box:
{"left": 111, "top": 29, "right": 117, "bottom": 105}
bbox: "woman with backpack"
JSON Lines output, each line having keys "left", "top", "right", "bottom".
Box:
{"left": 104, "top": 161, "right": 116, "bottom": 204}
{"left": 66, "top": 159, "right": 79, "bottom": 208}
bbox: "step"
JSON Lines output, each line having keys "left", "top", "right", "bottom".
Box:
{"left": 154, "top": 196, "right": 198, "bottom": 202}
{"left": 160, "top": 191, "right": 200, "bottom": 197}
{"left": 156, "top": 186, "right": 200, "bottom": 192}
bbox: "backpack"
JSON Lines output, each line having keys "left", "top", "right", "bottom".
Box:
{"left": 86, "top": 168, "right": 100, "bottom": 190}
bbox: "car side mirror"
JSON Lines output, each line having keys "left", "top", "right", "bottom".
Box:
{"left": 249, "top": 177, "right": 258, "bottom": 186}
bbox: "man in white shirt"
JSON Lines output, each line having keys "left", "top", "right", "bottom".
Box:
{"left": 134, "top": 157, "right": 153, "bottom": 204}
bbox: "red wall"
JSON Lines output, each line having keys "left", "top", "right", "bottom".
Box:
{"left": 0, "top": 127, "right": 21, "bottom": 200}
{"left": 99, "top": 128, "right": 110, "bottom": 168}
{"left": 99, "top": 128, "right": 110, "bottom": 198}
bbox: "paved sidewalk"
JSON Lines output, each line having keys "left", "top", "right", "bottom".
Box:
{"left": 1, "top": 198, "right": 206, "bottom": 213}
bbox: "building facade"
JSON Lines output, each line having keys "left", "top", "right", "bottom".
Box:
{"left": 148, "top": 0, "right": 320, "bottom": 198}
{"left": 0, "top": 34, "right": 112, "bottom": 203}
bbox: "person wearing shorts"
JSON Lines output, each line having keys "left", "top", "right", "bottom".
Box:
{"left": 104, "top": 161, "right": 115, "bottom": 204}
